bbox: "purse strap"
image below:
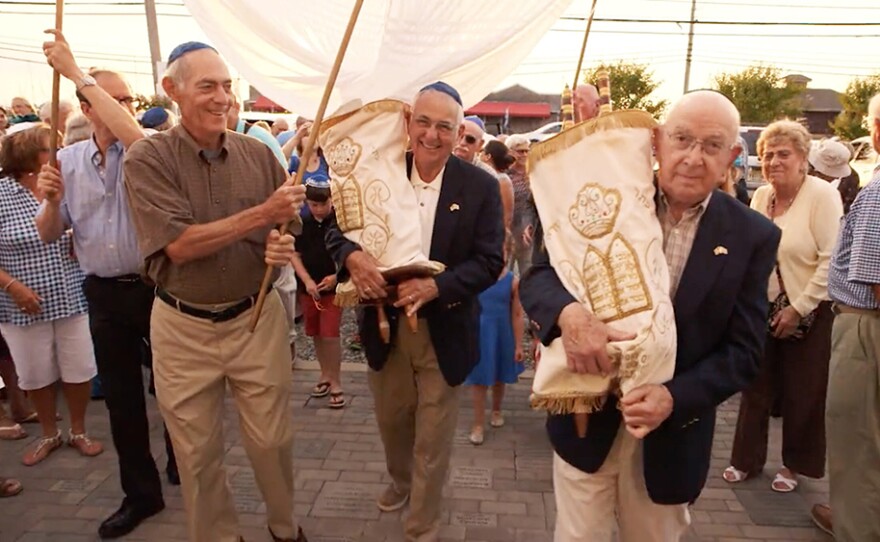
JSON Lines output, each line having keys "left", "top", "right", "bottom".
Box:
{"left": 767, "top": 193, "right": 788, "bottom": 296}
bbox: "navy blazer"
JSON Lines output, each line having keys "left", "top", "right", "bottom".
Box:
{"left": 521, "top": 190, "right": 780, "bottom": 505}
{"left": 325, "top": 153, "right": 504, "bottom": 386}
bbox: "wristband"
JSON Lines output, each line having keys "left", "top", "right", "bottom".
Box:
{"left": 3, "top": 278, "right": 17, "bottom": 291}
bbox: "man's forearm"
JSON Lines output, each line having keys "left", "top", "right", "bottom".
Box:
{"left": 35, "top": 203, "right": 67, "bottom": 243}
{"left": 77, "top": 82, "right": 144, "bottom": 148}
{"left": 165, "top": 205, "right": 270, "bottom": 265}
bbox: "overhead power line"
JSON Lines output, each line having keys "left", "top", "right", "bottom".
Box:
{"left": 560, "top": 15, "right": 880, "bottom": 26}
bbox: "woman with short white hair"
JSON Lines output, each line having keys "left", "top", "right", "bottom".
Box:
{"left": 505, "top": 134, "right": 534, "bottom": 275}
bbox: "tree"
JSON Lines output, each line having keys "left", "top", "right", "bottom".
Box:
{"left": 583, "top": 61, "right": 667, "bottom": 119}
{"left": 713, "top": 66, "right": 801, "bottom": 125}
{"left": 832, "top": 74, "right": 880, "bottom": 140}
{"left": 135, "top": 94, "right": 173, "bottom": 112}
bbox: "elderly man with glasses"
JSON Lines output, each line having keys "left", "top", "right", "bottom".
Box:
{"left": 521, "top": 90, "right": 780, "bottom": 542}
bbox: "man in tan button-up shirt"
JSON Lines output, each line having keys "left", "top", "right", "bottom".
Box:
{"left": 123, "top": 42, "right": 308, "bottom": 542}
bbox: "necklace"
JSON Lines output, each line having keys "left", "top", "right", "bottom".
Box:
{"left": 768, "top": 179, "right": 804, "bottom": 219}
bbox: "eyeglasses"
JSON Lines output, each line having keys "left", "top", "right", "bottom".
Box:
{"left": 114, "top": 96, "right": 136, "bottom": 107}
{"left": 667, "top": 132, "right": 730, "bottom": 157}
{"left": 463, "top": 134, "right": 478, "bottom": 145}
{"left": 513, "top": 148, "right": 529, "bottom": 155}
{"left": 760, "top": 149, "right": 794, "bottom": 162}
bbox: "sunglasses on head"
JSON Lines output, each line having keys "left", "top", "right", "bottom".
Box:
{"left": 464, "top": 134, "right": 478, "bottom": 145}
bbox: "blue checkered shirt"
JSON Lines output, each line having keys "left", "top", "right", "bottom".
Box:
{"left": 828, "top": 165, "right": 880, "bottom": 310}
{"left": 0, "top": 177, "right": 88, "bottom": 326}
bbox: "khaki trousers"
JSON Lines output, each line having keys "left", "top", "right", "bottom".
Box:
{"left": 553, "top": 426, "right": 690, "bottom": 542}
{"left": 369, "top": 320, "right": 461, "bottom": 542}
{"left": 826, "top": 312, "right": 880, "bottom": 542}
{"left": 151, "top": 291, "right": 296, "bottom": 542}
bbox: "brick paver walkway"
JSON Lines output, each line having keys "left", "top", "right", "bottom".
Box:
{"left": 0, "top": 364, "right": 834, "bottom": 541}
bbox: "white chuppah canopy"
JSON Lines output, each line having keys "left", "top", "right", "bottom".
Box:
{"left": 183, "top": 0, "right": 574, "bottom": 115}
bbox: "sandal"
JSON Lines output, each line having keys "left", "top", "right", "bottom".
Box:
{"left": 469, "top": 426, "right": 484, "bottom": 446}
{"left": 67, "top": 430, "right": 104, "bottom": 457}
{"left": 15, "top": 412, "right": 62, "bottom": 424}
{"left": 771, "top": 470, "right": 798, "bottom": 493}
{"left": 22, "top": 430, "right": 63, "bottom": 466}
{"left": 490, "top": 411, "right": 505, "bottom": 428}
{"left": 722, "top": 466, "right": 749, "bottom": 483}
{"left": 0, "top": 422, "right": 27, "bottom": 441}
{"left": 310, "top": 381, "right": 331, "bottom": 398}
{"left": 328, "top": 391, "right": 346, "bottom": 409}
{"left": 0, "top": 478, "right": 23, "bottom": 498}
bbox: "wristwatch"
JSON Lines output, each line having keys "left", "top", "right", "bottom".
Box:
{"left": 76, "top": 74, "right": 97, "bottom": 91}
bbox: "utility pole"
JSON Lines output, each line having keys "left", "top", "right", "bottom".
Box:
{"left": 683, "top": 0, "right": 697, "bottom": 93}
{"left": 144, "top": 0, "right": 162, "bottom": 95}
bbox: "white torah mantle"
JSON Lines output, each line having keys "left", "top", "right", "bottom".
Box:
{"left": 318, "top": 100, "right": 445, "bottom": 306}
{"left": 528, "top": 110, "right": 677, "bottom": 415}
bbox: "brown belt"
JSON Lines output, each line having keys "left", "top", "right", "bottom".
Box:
{"left": 832, "top": 303, "right": 880, "bottom": 317}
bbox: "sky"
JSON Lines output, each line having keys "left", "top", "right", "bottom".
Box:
{"left": 1, "top": 0, "right": 879, "bottom": 115}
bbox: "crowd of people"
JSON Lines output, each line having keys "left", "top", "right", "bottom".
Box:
{"left": 0, "top": 30, "right": 877, "bottom": 542}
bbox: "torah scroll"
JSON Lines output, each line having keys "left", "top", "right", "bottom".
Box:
{"left": 528, "top": 110, "right": 677, "bottom": 417}
{"left": 318, "top": 100, "right": 445, "bottom": 308}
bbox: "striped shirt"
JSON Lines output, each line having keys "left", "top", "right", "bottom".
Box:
{"left": 658, "top": 191, "right": 712, "bottom": 299}
{"left": 0, "top": 177, "right": 88, "bottom": 326}
{"left": 828, "top": 165, "right": 880, "bottom": 310}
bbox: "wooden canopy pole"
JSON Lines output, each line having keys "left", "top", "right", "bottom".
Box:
{"left": 249, "top": 0, "right": 365, "bottom": 332}
{"left": 572, "top": 0, "right": 600, "bottom": 124}
{"left": 48, "top": 0, "right": 64, "bottom": 167}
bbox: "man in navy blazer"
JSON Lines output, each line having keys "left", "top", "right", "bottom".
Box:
{"left": 325, "top": 82, "right": 504, "bottom": 541}
{"left": 521, "top": 91, "right": 780, "bottom": 542}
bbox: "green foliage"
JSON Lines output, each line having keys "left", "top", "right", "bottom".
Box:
{"left": 832, "top": 75, "right": 880, "bottom": 140}
{"left": 713, "top": 66, "right": 801, "bottom": 124}
{"left": 582, "top": 61, "right": 667, "bottom": 119}
{"left": 135, "top": 94, "right": 173, "bottom": 112}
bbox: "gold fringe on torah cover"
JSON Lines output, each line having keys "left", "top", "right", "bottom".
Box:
{"left": 527, "top": 110, "right": 677, "bottom": 430}
{"left": 318, "top": 100, "right": 445, "bottom": 335}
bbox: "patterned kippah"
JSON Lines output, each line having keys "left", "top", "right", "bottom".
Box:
{"left": 420, "top": 81, "right": 462, "bottom": 106}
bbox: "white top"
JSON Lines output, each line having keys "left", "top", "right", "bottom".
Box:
{"left": 751, "top": 175, "right": 844, "bottom": 315}
{"left": 411, "top": 165, "right": 444, "bottom": 257}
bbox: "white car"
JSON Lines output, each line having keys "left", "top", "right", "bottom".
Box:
{"left": 521, "top": 121, "right": 563, "bottom": 142}
{"left": 850, "top": 136, "right": 878, "bottom": 186}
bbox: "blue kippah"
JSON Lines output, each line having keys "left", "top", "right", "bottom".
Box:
{"left": 141, "top": 107, "right": 168, "bottom": 129}
{"left": 304, "top": 174, "right": 331, "bottom": 189}
{"left": 167, "top": 41, "right": 216, "bottom": 64}
{"left": 464, "top": 115, "right": 485, "bottom": 131}
{"left": 420, "top": 81, "right": 462, "bottom": 106}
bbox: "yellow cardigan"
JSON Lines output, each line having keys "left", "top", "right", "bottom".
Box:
{"left": 751, "top": 175, "right": 843, "bottom": 316}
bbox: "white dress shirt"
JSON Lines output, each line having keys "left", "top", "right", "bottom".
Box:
{"left": 410, "top": 165, "right": 445, "bottom": 256}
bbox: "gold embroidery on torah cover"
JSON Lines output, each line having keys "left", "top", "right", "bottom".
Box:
{"left": 318, "top": 100, "right": 445, "bottom": 306}
{"left": 528, "top": 111, "right": 677, "bottom": 415}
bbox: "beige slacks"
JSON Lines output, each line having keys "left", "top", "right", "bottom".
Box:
{"left": 151, "top": 291, "right": 296, "bottom": 542}
{"left": 826, "top": 312, "right": 880, "bottom": 542}
{"left": 369, "top": 319, "right": 461, "bottom": 542}
{"left": 553, "top": 425, "right": 690, "bottom": 542}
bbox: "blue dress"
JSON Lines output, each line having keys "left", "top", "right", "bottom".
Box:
{"left": 466, "top": 272, "right": 523, "bottom": 386}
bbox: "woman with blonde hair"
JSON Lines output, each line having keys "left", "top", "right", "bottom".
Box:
{"left": 0, "top": 125, "right": 103, "bottom": 466}
{"left": 723, "top": 120, "right": 842, "bottom": 492}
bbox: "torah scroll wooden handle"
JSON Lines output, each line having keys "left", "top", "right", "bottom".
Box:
{"left": 575, "top": 413, "right": 589, "bottom": 438}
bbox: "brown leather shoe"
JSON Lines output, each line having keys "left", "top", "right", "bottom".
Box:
{"left": 811, "top": 503, "right": 833, "bottom": 536}
{"left": 67, "top": 430, "right": 104, "bottom": 457}
{"left": 269, "top": 526, "right": 307, "bottom": 542}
